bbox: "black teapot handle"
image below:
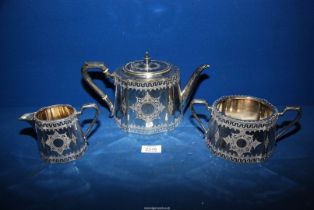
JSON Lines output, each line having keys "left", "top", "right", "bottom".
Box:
{"left": 81, "top": 62, "right": 114, "bottom": 116}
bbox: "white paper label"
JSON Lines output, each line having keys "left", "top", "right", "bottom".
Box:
{"left": 141, "top": 145, "right": 162, "bottom": 153}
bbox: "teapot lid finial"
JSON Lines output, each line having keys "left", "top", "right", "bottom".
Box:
{"left": 123, "top": 51, "right": 171, "bottom": 76}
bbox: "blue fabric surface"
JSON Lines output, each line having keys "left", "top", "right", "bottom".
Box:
{"left": 0, "top": 106, "right": 313, "bottom": 210}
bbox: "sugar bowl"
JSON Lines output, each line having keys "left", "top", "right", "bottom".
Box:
{"left": 190, "top": 95, "right": 302, "bottom": 163}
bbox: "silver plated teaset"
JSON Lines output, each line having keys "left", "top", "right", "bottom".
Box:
{"left": 20, "top": 52, "right": 302, "bottom": 164}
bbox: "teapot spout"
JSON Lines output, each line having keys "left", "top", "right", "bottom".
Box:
{"left": 181, "top": 64, "right": 210, "bottom": 110}
{"left": 19, "top": 112, "right": 35, "bottom": 124}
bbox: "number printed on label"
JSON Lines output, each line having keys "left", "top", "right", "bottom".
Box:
{"left": 141, "top": 145, "right": 162, "bottom": 153}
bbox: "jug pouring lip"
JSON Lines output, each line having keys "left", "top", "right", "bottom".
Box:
{"left": 19, "top": 112, "right": 35, "bottom": 122}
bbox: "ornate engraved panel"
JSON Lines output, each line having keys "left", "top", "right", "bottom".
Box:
{"left": 114, "top": 73, "right": 179, "bottom": 91}
{"left": 115, "top": 117, "right": 182, "bottom": 135}
{"left": 35, "top": 116, "right": 86, "bottom": 163}
{"left": 222, "top": 130, "right": 261, "bottom": 157}
{"left": 130, "top": 92, "right": 165, "bottom": 124}
{"left": 212, "top": 109, "right": 277, "bottom": 132}
{"left": 45, "top": 131, "right": 77, "bottom": 155}
{"left": 206, "top": 139, "right": 273, "bottom": 163}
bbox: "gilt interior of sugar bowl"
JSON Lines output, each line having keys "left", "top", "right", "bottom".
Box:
{"left": 216, "top": 96, "right": 275, "bottom": 121}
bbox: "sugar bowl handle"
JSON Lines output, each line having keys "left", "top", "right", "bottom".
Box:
{"left": 77, "top": 103, "right": 100, "bottom": 138}
{"left": 81, "top": 62, "right": 114, "bottom": 116}
{"left": 190, "top": 99, "right": 212, "bottom": 134}
{"left": 276, "top": 106, "right": 302, "bottom": 140}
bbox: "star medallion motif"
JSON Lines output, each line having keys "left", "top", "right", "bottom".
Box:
{"left": 45, "top": 131, "right": 77, "bottom": 155}
{"left": 223, "top": 130, "right": 261, "bottom": 157}
{"left": 130, "top": 92, "right": 165, "bottom": 125}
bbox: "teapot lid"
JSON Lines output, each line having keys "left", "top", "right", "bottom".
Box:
{"left": 123, "top": 52, "right": 171, "bottom": 77}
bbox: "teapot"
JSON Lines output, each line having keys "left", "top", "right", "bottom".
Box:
{"left": 81, "top": 52, "right": 210, "bottom": 134}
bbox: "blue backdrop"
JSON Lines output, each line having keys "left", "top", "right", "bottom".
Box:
{"left": 0, "top": 0, "right": 313, "bottom": 109}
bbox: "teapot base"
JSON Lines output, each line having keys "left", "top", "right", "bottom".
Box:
{"left": 114, "top": 116, "right": 182, "bottom": 135}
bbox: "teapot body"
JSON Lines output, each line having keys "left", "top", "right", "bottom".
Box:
{"left": 112, "top": 67, "right": 182, "bottom": 134}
